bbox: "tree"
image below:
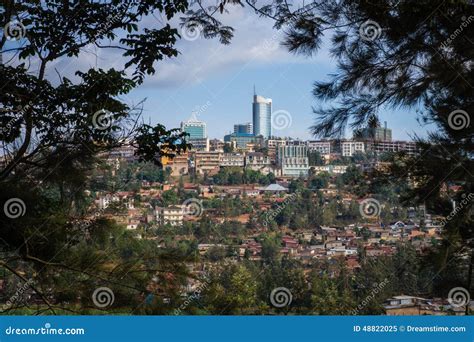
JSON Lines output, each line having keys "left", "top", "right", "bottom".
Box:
{"left": 0, "top": 1, "right": 242, "bottom": 314}
{"left": 206, "top": 246, "right": 226, "bottom": 262}
{"left": 203, "top": 263, "right": 259, "bottom": 314}
{"left": 223, "top": 143, "right": 234, "bottom": 153}
{"left": 309, "top": 172, "right": 329, "bottom": 190}
{"left": 310, "top": 273, "right": 355, "bottom": 315}
{"left": 260, "top": 233, "right": 281, "bottom": 262}
{"left": 185, "top": 0, "right": 474, "bottom": 305}
{"left": 308, "top": 151, "right": 324, "bottom": 166}
{"left": 161, "top": 190, "right": 179, "bottom": 206}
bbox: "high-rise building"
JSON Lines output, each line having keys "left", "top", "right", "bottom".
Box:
{"left": 224, "top": 133, "right": 264, "bottom": 149}
{"left": 355, "top": 121, "right": 392, "bottom": 141}
{"left": 234, "top": 122, "right": 253, "bottom": 134}
{"left": 181, "top": 112, "right": 208, "bottom": 151}
{"left": 181, "top": 112, "right": 207, "bottom": 139}
{"left": 252, "top": 88, "right": 272, "bottom": 138}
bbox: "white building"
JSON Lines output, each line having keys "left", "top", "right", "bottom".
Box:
{"left": 341, "top": 141, "right": 365, "bottom": 157}
{"left": 366, "top": 140, "right": 418, "bottom": 156}
{"left": 155, "top": 205, "right": 184, "bottom": 226}
{"left": 188, "top": 137, "right": 209, "bottom": 152}
{"left": 312, "top": 165, "right": 348, "bottom": 174}
{"left": 220, "top": 153, "right": 245, "bottom": 167}
{"left": 97, "top": 193, "right": 134, "bottom": 210}
{"left": 277, "top": 145, "right": 309, "bottom": 177}
{"left": 307, "top": 140, "right": 332, "bottom": 155}
{"left": 245, "top": 152, "right": 271, "bottom": 172}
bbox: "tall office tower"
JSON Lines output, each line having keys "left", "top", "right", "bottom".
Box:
{"left": 234, "top": 122, "right": 253, "bottom": 134}
{"left": 181, "top": 112, "right": 207, "bottom": 139}
{"left": 252, "top": 87, "right": 272, "bottom": 138}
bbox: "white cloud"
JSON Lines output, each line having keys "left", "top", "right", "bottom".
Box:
{"left": 140, "top": 5, "right": 332, "bottom": 89}
{"left": 4, "top": 4, "right": 332, "bottom": 90}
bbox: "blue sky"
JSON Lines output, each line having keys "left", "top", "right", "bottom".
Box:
{"left": 132, "top": 60, "right": 429, "bottom": 141}
{"left": 117, "top": 6, "right": 432, "bottom": 141}
{"left": 7, "top": 4, "right": 432, "bottom": 141}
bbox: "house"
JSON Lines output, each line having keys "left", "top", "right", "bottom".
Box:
{"left": 97, "top": 192, "right": 134, "bottom": 210}
{"left": 346, "top": 256, "right": 360, "bottom": 270}
{"left": 155, "top": 205, "right": 184, "bottom": 226}
{"left": 282, "top": 236, "right": 299, "bottom": 249}
{"left": 327, "top": 246, "right": 346, "bottom": 256}
{"left": 242, "top": 240, "right": 262, "bottom": 257}
{"left": 341, "top": 141, "right": 365, "bottom": 157}
{"left": 325, "top": 240, "right": 343, "bottom": 249}
{"left": 198, "top": 243, "right": 225, "bottom": 255}
{"left": 365, "top": 246, "right": 385, "bottom": 257}
{"left": 261, "top": 183, "right": 288, "bottom": 193}
{"left": 126, "top": 219, "right": 140, "bottom": 230}
{"left": 384, "top": 295, "right": 464, "bottom": 316}
{"left": 384, "top": 295, "right": 425, "bottom": 315}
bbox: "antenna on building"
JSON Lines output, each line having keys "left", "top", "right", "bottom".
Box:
{"left": 189, "top": 111, "right": 199, "bottom": 122}
{"left": 253, "top": 84, "right": 256, "bottom": 96}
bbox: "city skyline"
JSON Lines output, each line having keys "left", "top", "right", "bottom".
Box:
{"left": 177, "top": 88, "right": 415, "bottom": 143}
{"left": 118, "top": 5, "right": 436, "bottom": 142}
{"left": 8, "top": 4, "right": 436, "bottom": 141}
{"left": 1, "top": 0, "right": 470, "bottom": 326}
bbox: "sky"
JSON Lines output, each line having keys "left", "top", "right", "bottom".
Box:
{"left": 6, "top": 3, "right": 433, "bottom": 141}
{"left": 119, "top": 5, "right": 432, "bottom": 141}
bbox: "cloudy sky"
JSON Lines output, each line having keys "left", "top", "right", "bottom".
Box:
{"left": 6, "top": 3, "right": 433, "bottom": 141}
{"left": 130, "top": 5, "right": 433, "bottom": 141}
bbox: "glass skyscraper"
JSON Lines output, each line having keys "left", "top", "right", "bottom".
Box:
{"left": 252, "top": 91, "right": 272, "bottom": 138}
{"left": 181, "top": 112, "right": 207, "bottom": 139}
{"left": 233, "top": 122, "right": 253, "bottom": 134}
